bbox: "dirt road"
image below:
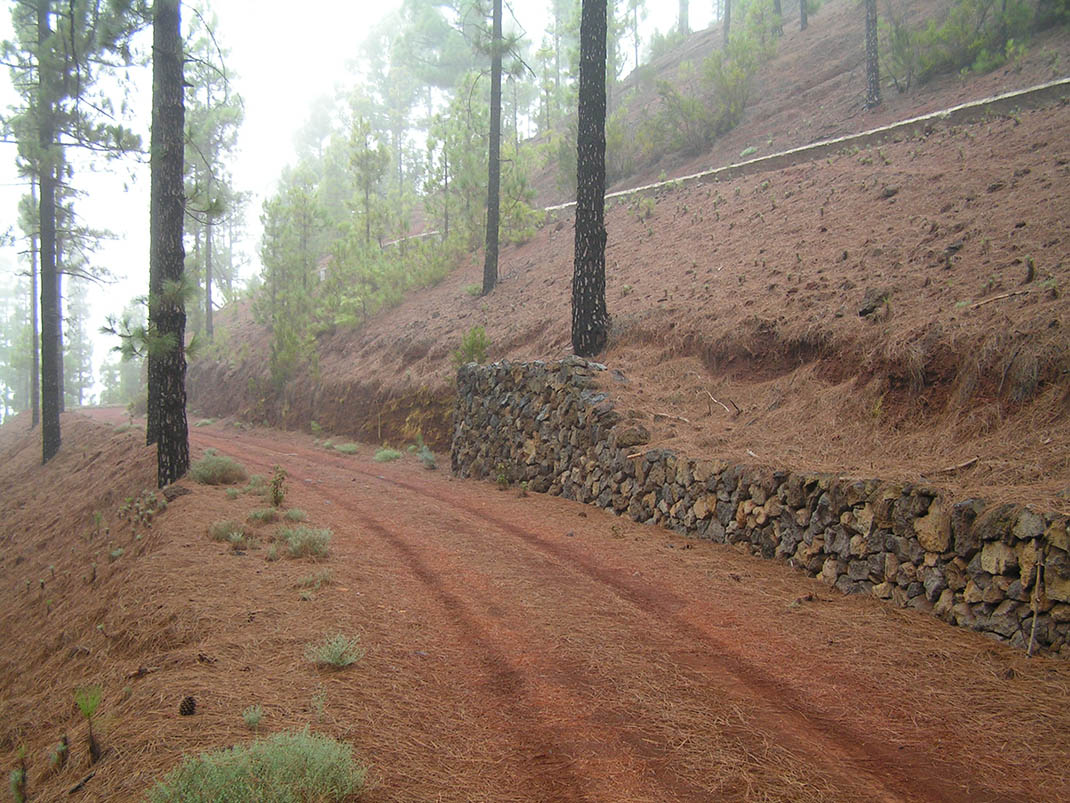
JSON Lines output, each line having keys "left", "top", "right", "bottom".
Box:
{"left": 112, "top": 413, "right": 1055, "bottom": 803}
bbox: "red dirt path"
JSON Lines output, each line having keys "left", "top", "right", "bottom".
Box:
{"left": 4, "top": 410, "right": 1065, "bottom": 801}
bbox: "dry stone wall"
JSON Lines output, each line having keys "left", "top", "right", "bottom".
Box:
{"left": 452, "top": 358, "right": 1070, "bottom": 657}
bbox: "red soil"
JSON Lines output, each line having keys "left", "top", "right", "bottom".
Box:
{"left": 2, "top": 411, "right": 1069, "bottom": 800}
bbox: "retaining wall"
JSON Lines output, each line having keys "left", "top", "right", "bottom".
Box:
{"left": 452, "top": 358, "right": 1070, "bottom": 657}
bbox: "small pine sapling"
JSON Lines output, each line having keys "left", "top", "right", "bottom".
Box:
{"left": 9, "top": 747, "right": 26, "bottom": 803}
{"left": 48, "top": 735, "right": 68, "bottom": 772}
{"left": 270, "top": 465, "right": 286, "bottom": 508}
{"left": 74, "top": 686, "right": 103, "bottom": 763}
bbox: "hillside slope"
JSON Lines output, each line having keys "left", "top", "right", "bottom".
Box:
{"left": 190, "top": 5, "right": 1070, "bottom": 513}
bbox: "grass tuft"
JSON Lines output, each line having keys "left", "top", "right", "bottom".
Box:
{"left": 373, "top": 447, "right": 402, "bottom": 463}
{"left": 147, "top": 728, "right": 365, "bottom": 802}
{"left": 190, "top": 450, "right": 248, "bottom": 485}
{"left": 276, "top": 526, "right": 331, "bottom": 559}
{"left": 297, "top": 569, "right": 331, "bottom": 590}
{"left": 333, "top": 443, "right": 359, "bottom": 455}
{"left": 209, "top": 520, "right": 244, "bottom": 542}
{"left": 305, "top": 634, "right": 363, "bottom": 668}
{"left": 284, "top": 509, "right": 308, "bottom": 522}
{"left": 248, "top": 508, "right": 278, "bottom": 525}
{"left": 241, "top": 704, "right": 263, "bottom": 731}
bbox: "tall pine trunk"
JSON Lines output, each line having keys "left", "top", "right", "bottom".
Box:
{"left": 56, "top": 239, "right": 64, "bottom": 412}
{"left": 800, "top": 0, "right": 808, "bottom": 31}
{"left": 864, "top": 0, "right": 881, "bottom": 109}
{"left": 38, "top": 0, "right": 60, "bottom": 462}
{"left": 481, "top": 0, "right": 502, "bottom": 295}
{"left": 572, "top": 0, "right": 609, "bottom": 358}
{"left": 205, "top": 217, "right": 214, "bottom": 341}
{"left": 679, "top": 0, "right": 689, "bottom": 34}
{"left": 150, "top": 0, "right": 189, "bottom": 487}
{"left": 724, "top": 0, "right": 732, "bottom": 45}
{"left": 30, "top": 178, "right": 40, "bottom": 428}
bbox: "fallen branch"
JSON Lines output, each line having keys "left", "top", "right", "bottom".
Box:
{"left": 924, "top": 457, "right": 978, "bottom": 476}
{"left": 626, "top": 452, "right": 644, "bottom": 460}
{"left": 971, "top": 290, "right": 1029, "bottom": 309}
{"left": 69, "top": 772, "right": 95, "bottom": 795}
{"left": 703, "top": 391, "right": 731, "bottom": 415}
{"left": 653, "top": 411, "right": 691, "bottom": 424}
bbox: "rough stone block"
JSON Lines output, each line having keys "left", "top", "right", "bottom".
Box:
{"left": 913, "top": 498, "right": 951, "bottom": 553}
{"left": 980, "top": 541, "right": 1017, "bottom": 576}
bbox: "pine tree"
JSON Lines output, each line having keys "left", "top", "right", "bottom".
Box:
{"left": 864, "top": 0, "right": 881, "bottom": 109}
{"left": 481, "top": 0, "right": 503, "bottom": 295}
{"left": 149, "top": 0, "right": 189, "bottom": 487}
{"left": 36, "top": 0, "right": 61, "bottom": 460}
{"left": 800, "top": 0, "right": 808, "bottom": 31}
{"left": 572, "top": 0, "right": 609, "bottom": 358}
{"left": 3, "top": 0, "right": 145, "bottom": 461}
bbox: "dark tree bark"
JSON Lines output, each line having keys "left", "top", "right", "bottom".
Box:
{"left": 572, "top": 0, "right": 609, "bottom": 358}
{"left": 724, "top": 0, "right": 732, "bottom": 45}
{"left": 481, "top": 0, "right": 502, "bottom": 296}
{"left": 800, "top": 0, "right": 808, "bottom": 31}
{"left": 773, "top": 0, "right": 784, "bottom": 36}
{"left": 37, "top": 0, "right": 60, "bottom": 462}
{"left": 865, "top": 0, "right": 881, "bottom": 109}
{"left": 149, "top": 0, "right": 189, "bottom": 487}
{"left": 205, "top": 217, "right": 214, "bottom": 341}
{"left": 55, "top": 239, "right": 64, "bottom": 413}
{"left": 30, "top": 178, "right": 40, "bottom": 428}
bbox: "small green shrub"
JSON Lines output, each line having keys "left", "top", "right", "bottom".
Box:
{"left": 452, "top": 325, "right": 489, "bottom": 368}
{"left": 193, "top": 418, "right": 215, "bottom": 427}
{"left": 310, "top": 420, "right": 323, "bottom": 434}
{"left": 247, "top": 509, "right": 278, "bottom": 525}
{"left": 242, "top": 704, "right": 263, "bottom": 731}
{"left": 305, "top": 634, "right": 364, "bottom": 669}
{"left": 418, "top": 445, "right": 436, "bottom": 470}
{"left": 191, "top": 450, "right": 248, "bottom": 486}
{"left": 374, "top": 448, "right": 402, "bottom": 463}
{"left": 147, "top": 729, "right": 365, "bottom": 802}
{"left": 244, "top": 475, "right": 268, "bottom": 497}
{"left": 270, "top": 465, "right": 286, "bottom": 507}
{"left": 284, "top": 509, "right": 308, "bottom": 522}
{"left": 333, "top": 443, "right": 359, "bottom": 455}
{"left": 225, "top": 488, "right": 239, "bottom": 500}
{"left": 210, "top": 520, "right": 245, "bottom": 541}
{"left": 277, "top": 526, "right": 331, "bottom": 559}
{"left": 464, "top": 283, "right": 482, "bottom": 297}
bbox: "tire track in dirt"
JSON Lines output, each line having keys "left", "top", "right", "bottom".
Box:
{"left": 196, "top": 429, "right": 754, "bottom": 800}
{"left": 190, "top": 427, "right": 1015, "bottom": 802}
{"left": 353, "top": 467, "right": 1015, "bottom": 803}
{"left": 191, "top": 429, "right": 600, "bottom": 801}
{"left": 346, "top": 507, "right": 710, "bottom": 803}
